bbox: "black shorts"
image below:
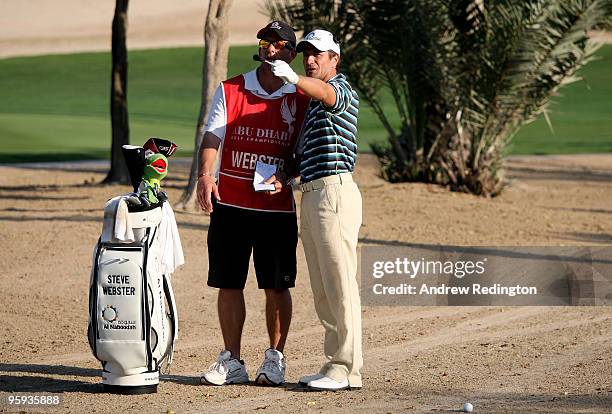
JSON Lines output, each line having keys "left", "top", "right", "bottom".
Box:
{"left": 207, "top": 203, "right": 298, "bottom": 290}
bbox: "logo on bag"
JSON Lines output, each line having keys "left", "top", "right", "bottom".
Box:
{"left": 102, "top": 305, "right": 118, "bottom": 322}
{"left": 101, "top": 305, "right": 138, "bottom": 330}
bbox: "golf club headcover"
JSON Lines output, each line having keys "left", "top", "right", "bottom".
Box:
{"left": 143, "top": 137, "right": 177, "bottom": 158}
{"left": 139, "top": 153, "right": 168, "bottom": 204}
{"left": 122, "top": 145, "right": 146, "bottom": 192}
{"left": 122, "top": 138, "right": 177, "bottom": 207}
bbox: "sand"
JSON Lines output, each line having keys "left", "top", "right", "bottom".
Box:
{"left": 0, "top": 154, "right": 611, "bottom": 413}
{"left": 0, "top": 0, "right": 270, "bottom": 58}
{"left": 1, "top": 2, "right": 611, "bottom": 412}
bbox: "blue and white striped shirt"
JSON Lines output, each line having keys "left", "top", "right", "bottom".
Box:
{"left": 298, "top": 74, "right": 359, "bottom": 183}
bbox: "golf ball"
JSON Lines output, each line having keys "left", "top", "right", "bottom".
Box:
{"left": 463, "top": 402, "right": 474, "bottom": 412}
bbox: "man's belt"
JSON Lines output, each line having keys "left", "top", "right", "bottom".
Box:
{"left": 298, "top": 172, "right": 354, "bottom": 193}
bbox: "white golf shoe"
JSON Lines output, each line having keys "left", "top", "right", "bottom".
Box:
{"left": 298, "top": 373, "right": 324, "bottom": 386}
{"left": 255, "top": 348, "right": 286, "bottom": 386}
{"left": 200, "top": 350, "right": 249, "bottom": 385}
{"left": 307, "top": 376, "right": 354, "bottom": 391}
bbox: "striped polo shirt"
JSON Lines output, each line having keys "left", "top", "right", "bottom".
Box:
{"left": 298, "top": 73, "right": 359, "bottom": 183}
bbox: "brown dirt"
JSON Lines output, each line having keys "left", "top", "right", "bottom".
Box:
{"left": 0, "top": 154, "right": 611, "bottom": 413}
{"left": 0, "top": 0, "right": 273, "bottom": 59}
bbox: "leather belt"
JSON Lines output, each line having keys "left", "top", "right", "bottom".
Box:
{"left": 298, "top": 173, "right": 353, "bottom": 193}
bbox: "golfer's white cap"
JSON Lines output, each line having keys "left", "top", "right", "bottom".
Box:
{"left": 296, "top": 29, "right": 340, "bottom": 55}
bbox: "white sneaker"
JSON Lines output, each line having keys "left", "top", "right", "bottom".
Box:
{"left": 298, "top": 373, "right": 324, "bottom": 386}
{"left": 255, "top": 348, "right": 286, "bottom": 386}
{"left": 307, "top": 376, "right": 351, "bottom": 391}
{"left": 200, "top": 350, "right": 249, "bottom": 385}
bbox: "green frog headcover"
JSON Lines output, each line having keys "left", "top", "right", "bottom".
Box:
{"left": 143, "top": 152, "right": 168, "bottom": 186}
{"left": 122, "top": 137, "right": 177, "bottom": 206}
{"left": 139, "top": 152, "right": 168, "bottom": 204}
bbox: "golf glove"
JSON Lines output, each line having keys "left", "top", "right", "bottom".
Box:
{"left": 271, "top": 60, "right": 299, "bottom": 85}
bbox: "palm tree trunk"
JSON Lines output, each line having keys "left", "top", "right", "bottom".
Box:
{"left": 104, "top": 0, "right": 130, "bottom": 184}
{"left": 177, "top": 0, "right": 233, "bottom": 209}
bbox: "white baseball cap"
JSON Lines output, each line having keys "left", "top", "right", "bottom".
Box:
{"left": 296, "top": 29, "right": 340, "bottom": 55}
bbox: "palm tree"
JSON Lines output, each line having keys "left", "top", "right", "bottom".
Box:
{"left": 177, "top": 0, "right": 234, "bottom": 209}
{"left": 104, "top": 0, "right": 130, "bottom": 184}
{"left": 266, "top": 0, "right": 611, "bottom": 196}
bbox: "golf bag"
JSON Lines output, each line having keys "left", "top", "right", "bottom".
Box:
{"left": 88, "top": 202, "right": 179, "bottom": 394}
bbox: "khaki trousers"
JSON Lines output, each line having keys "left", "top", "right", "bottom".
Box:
{"left": 299, "top": 173, "right": 363, "bottom": 387}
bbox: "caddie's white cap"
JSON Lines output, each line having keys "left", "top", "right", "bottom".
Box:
{"left": 296, "top": 29, "right": 340, "bottom": 55}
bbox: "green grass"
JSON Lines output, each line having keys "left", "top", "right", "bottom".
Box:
{"left": 0, "top": 45, "right": 611, "bottom": 163}
{"left": 511, "top": 45, "right": 612, "bottom": 154}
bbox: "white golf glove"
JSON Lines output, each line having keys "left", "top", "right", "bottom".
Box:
{"left": 271, "top": 60, "right": 299, "bottom": 85}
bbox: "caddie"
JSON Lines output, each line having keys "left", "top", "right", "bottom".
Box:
{"left": 196, "top": 21, "right": 310, "bottom": 387}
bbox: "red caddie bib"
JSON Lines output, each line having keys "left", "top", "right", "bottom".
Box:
{"left": 217, "top": 73, "right": 309, "bottom": 212}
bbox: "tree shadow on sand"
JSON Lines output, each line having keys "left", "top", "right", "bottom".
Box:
{"left": 0, "top": 214, "right": 97, "bottom": 223}
{"left": 0, "top": 194, "right": 89, "bottom": 201}
{"left": 0, "top": 364, "right": 226, "bottom": 392}
{"left": 0, "top": 363, "right": 102, "bottom": 394}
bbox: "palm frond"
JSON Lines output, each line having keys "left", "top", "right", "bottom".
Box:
{"left": 264, "top": 0, "right": 612, "bottom": 195}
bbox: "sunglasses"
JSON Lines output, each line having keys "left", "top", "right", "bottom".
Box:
{"left": 258, "top": 39, "right": 293, "bottom": 50}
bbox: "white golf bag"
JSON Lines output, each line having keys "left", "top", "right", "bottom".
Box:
{"left": 88, "top": 202, "right": 179, "bottom": 394}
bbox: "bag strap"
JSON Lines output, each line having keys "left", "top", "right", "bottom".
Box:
{"left": 162, "top": 273, "right": 179, "bottom": 369}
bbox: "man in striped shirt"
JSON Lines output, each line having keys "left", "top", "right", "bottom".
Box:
{"left": 270, "top": 29, "right": 363, "bottom": 392}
